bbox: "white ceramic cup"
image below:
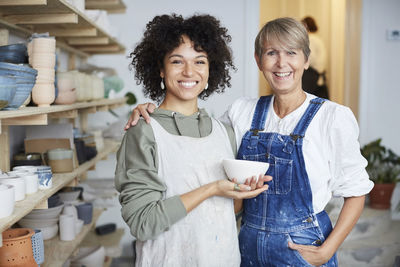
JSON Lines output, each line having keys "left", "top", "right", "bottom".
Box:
{"left": 23, "top": 173, "right": 39, "bottom": 194}
{"left": 0, "top": 176, "right": 26, "bottom": 201}
{"left": 59, "top": 214, "right": 76, "bottom": 241}
{"left": 0, "top": 184, "right": 15, "bottom": 218}
{"left": 62, "top": 204, "right": 78, "bottom": 221}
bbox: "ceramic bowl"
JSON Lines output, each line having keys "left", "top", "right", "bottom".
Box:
{"left": 18, "top": 217, "right": 59, "bottom": 228}
{"left": 0, "top": 82, "right": 17, "bottom": 110}
{"left": 0, "top": 176, "right": 26, "bottom": 201}
{"left": 3, "top": 82, "right": 35, "bottom": 110}
{"left": 57, "top": 72, "right": 75, "bottom": 91}
{"left": 55, "top": 88, "right": 77, "bottom": 105}
{"left": 0, "top": 62, "right": 37, "bottom": 78}
{"left": 25, "top": 203, "right": 64, "bottom": 219}
{"left": 222, "top": 159, "right": 270, "bottom": 184}
{"left": 0, "top": 184, "right": 15, "bottom": 218}
{"left": 13, "top": 165, "right": 38, "bottom": 173}
{"left": 71, "top": 246, "right": 105, "bottom": 267}
{"left": 38, "top": 223, "right": 58, "bottom": 240}
{"left": 32, "top": 82, "right": 55, "bottom": 107}
{"left": 31, "top": 53, "right": 56, "bottom": 68}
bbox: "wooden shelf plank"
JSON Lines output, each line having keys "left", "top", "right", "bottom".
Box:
{"left": 0, "top": 139, "right": 120, "bottom": 234}
{"left": 0, "top": 97, "right": 126, "bottom": 121}
{"left": 0, "top": 0, "right": 47, "bottom": 6}
{"left": 0, "top": 0, "right": 125, "bottom": 55}
{"left": 2, "top": 114, "right": 48, "bottom": 125}
{"left": 67, "top": 36, "right": 109, "bottom": 45}
{"left": 85, "top": 0, "right": 126, "bottom": 14}
{"left": 49, "top": 109, "right": 78, "bottom": 119}
{"left": 4, "top": 13, "right": 78, "bottom": 24}
{"left": 42, "top": 208, "right": 104, "bottom": 267}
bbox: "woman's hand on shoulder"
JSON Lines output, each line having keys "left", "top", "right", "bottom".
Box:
{"left": 215, "top": 175, "right": 272, "bottom": 199}
{"left": 125, "top": 103, "right": 157, "bottom": 130}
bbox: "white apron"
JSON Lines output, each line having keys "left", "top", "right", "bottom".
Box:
{"left": 135, "top": 118, "right": 240, "bottom": 267}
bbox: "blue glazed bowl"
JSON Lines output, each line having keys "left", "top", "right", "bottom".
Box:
{"left": 3, "top": 82, "right": 34, "bottom": 110}
{"left": 0, "top": 50, "right": 28, "bottom": 64}
{"left": 0, "top": 76, "right": 17, "bottom": 110}
{"left": 0, "top": 62, "right": 37, "bottom": 78}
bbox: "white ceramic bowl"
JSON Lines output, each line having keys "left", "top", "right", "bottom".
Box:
{"left": 39, "top": 223, "right": 59, "bottom": 240}
{"left": 222, "top": 159, "right": 270, "bottom": 184}
{"left": 0, "top": 184, "right": 15, "bottom": 218}
{"left": 13, "top": 165, "right": 38, "bottom": 173}
{"left": 0, "top": 176, "right": 26, "bottom": 201}
{"left": 71, "top": 246, "right": 105, "bottom": 267}
{"left": 18, "top": 217, "right": 59, "bottom": 228}
{"left": 25, "top": 203, "right": 64, "bottom": 220}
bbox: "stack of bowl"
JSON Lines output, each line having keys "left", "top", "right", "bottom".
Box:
{"left": 28, "top": 37, "right": 56, "bottom": 107}
{"left": 0, "top": 62, "right": 37, "bottom": 110}
{"left": 0, "top": 43, "right": 28, "bottom": 64}
{"left": 6, "top": 169, "right": 39, "bottom": 195}
{"left": 19, "top": 203, "right": 63, "bottom": 240}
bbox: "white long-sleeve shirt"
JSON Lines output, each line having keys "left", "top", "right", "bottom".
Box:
{"left": 220, "top": 93, "right": 374, "bottom": 213}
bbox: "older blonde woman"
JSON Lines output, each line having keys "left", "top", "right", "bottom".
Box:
{"left": 126, "top": 17, "right": 373, "bottom": 267}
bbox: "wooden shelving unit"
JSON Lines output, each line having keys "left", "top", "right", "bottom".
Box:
{"left": 43, "top": 208, "right": 103, "bottom": 266}
{"left": 0, "top": 139, "right": 119, "bottom": 234}
{"left": 0, "top": 0, "right": 125, "bottom": 56}
{"left": 0, "top": 97, "right": 126, "bottom": 171}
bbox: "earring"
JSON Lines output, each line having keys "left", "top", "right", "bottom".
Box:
{"left": 160, "top": 78, "right": 165, "bottom": 90}
{"left": 204, "top": 83, "right": 208, "bottom": 90}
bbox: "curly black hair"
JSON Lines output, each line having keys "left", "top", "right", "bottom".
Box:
{"left": 129, "top": 14, "right": 236, "bottom": 103}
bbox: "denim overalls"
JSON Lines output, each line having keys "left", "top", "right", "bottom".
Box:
{"left": 237, "top": 95, "right": 338, "bottom": 267}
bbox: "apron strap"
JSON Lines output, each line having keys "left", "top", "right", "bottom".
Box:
{"left": 291, "top": 97, "right": 326, "bottom": 141}
{"left": 250, "top": 95, "right": 272, "bottom": 135}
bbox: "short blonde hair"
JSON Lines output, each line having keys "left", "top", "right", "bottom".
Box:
{"left": 255, "top": 17, "right": 310, "bottom": 61}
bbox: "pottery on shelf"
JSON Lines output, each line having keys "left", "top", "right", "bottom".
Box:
{"left": 0, "top": 228, "right": 37, "bottom": 267}
{"left": 32, "top": 82, "right": 55, "bottom": 107}
{"left": 0, "top": 184, "right": 15, "bottom": 219}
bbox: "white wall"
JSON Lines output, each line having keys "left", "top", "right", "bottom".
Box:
{"left": 359, "top": 0, "right": 400, "bottom": 152}
{"left": 88, "top": 0, "right": 260, "bottom": 118}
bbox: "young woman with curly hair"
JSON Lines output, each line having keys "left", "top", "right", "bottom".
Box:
{"left": 115, "top": 14, "right": 271, "bottom": 266}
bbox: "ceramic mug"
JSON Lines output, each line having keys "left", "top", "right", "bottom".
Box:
{"left": 76, "top": 202, "right": 93, "bottom": 225}
{"left": 36, "top": 166, "right": 52, "bottom": 189}
{"left": 59, "top": 214, "right": 76, "bottom": 241}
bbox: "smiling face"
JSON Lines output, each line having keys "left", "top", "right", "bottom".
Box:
{"left": 256, "top": 39, "right": 309, "bottom": 96}
{"left": 160, "top": 35, "right": 209, "bottom": 112}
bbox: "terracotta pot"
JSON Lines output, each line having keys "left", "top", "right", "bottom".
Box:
{"left": 369, "top": 183, "right": 396, "bottom": 209}
{"left": 0, "top": 228, "right": 36, "bottom": 267}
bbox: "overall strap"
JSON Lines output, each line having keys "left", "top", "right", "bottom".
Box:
{"left": 250, "top": 95, "right": 272, "bottom": 136}
{"left": 291, "top": 97, "right": 326, "bottom": 141}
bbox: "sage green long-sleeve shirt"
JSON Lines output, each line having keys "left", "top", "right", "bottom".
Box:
{"left": 115, "top": 108, "right": 236, "bottom": 241}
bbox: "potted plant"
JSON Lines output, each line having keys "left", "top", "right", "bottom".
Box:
{"left": 361, "top": 138, "right": 400, "bottom": 209}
